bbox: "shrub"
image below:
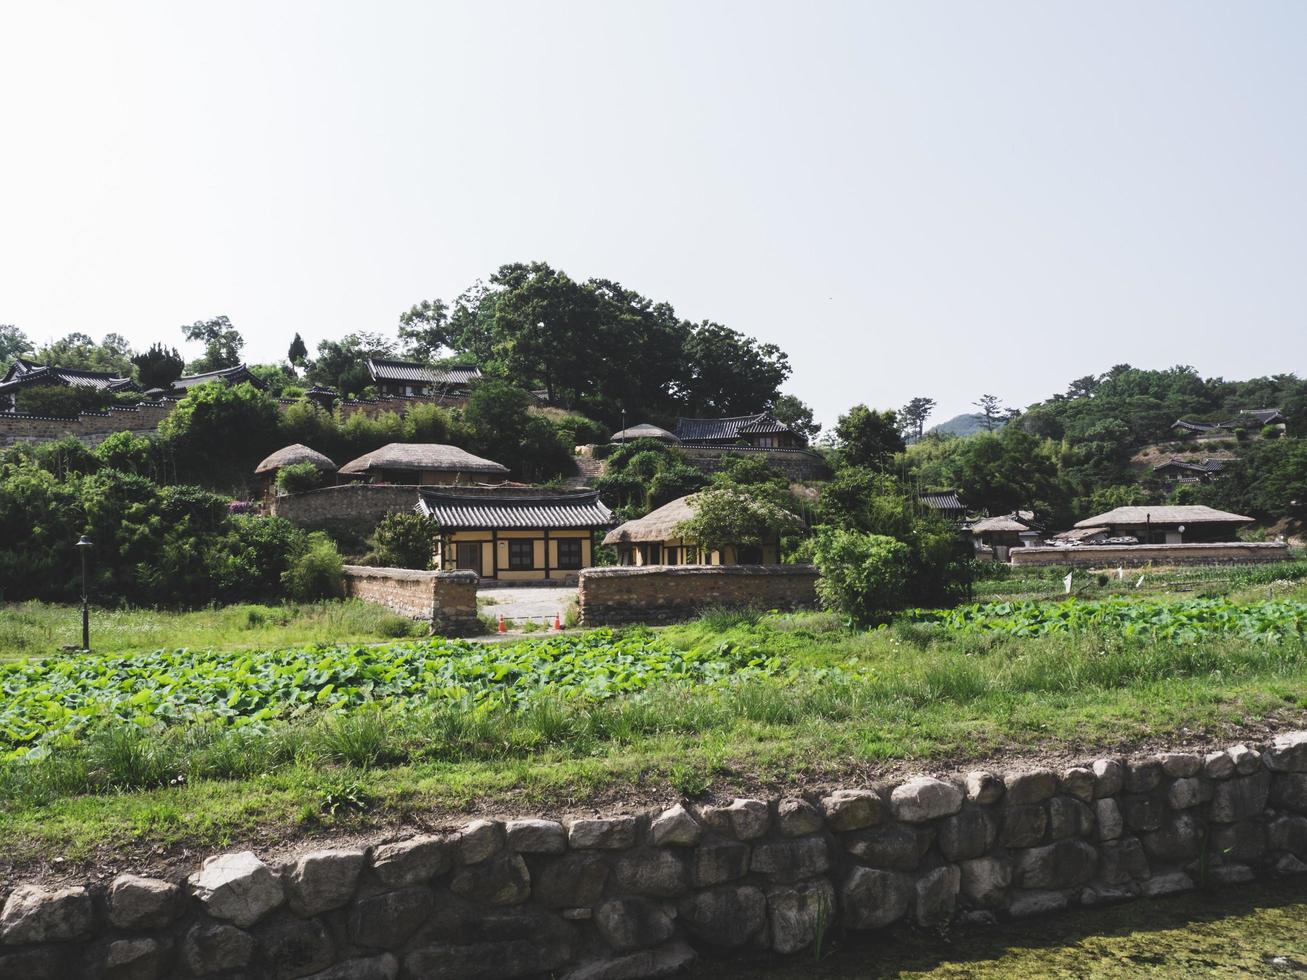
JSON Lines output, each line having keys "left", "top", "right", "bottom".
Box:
{"left": 367, "top": 512, "right": 436, "bottom": 569}
{"left": 555, "top": 414, "right": 607, "bottom": 447}
{"left": 94, "top": 432, "right": 156, "bottom": 475}
{"left": 809, "top": 528, "right": 911, "bottom": 627}
{"left": 281, "top": 532, "right": 345, "bottom": 601}
{"left": 276, "top": 461, "right": 326, "bottom": 494}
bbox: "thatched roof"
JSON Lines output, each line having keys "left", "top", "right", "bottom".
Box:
{"left": 611, "top": 423, "right": 679, "bottom": 443}
{"left": 1074, "top": 505, "right": 1253, "bottom": 528}
{"left": 602, "top": 495, "right": 700, "bottom": 545}
{"left": 970, "top": 511, "right": 1036, "bottom": 534}
{"left": 254, "top": 444, "right": 337, "bottom": 475}
{"left": 339, "top": 443, "right": 509, "bottom": 476}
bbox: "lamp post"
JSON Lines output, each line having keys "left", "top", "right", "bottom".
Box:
{"left": 76, "top": 534, "right": 92, "bottom": 651}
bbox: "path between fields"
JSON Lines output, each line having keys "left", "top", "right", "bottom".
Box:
{"left": 477, "top": 585, "right": 576, "bottom": 626}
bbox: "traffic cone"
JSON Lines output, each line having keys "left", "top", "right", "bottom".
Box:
{"left": 498, "top": 614, "right": 507, "bottom": 634}
{"left": 554, "top": 612, "right": 563, "bottom": 631}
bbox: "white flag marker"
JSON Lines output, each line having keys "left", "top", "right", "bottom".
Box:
{"left": 1064, "top": 572, "right": 1074, "bottom": 594}
{"left": 1136, "top": 575, "right": 1146, "bottom": 588}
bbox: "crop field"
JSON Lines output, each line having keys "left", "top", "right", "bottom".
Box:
{"left": 1, "top": 574, "right": 1305, "bottom": 863}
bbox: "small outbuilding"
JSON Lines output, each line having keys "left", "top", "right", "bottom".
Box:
{"left": 254, "top": 444, "right": 337, "bottom": 503}
{"left": 417, "top": 487, "right": 615, "bottom": 581}
{"left": 610, "top": 423, "right": 680, "bottom": 443}
{"left": 1070, "top": 505, "right": 1254, "bottom": 544}
{"left": 969, "top": 511, "right": 1043, "bottom": 561}
{"left": 339, "top": 443, "right": 510, "bottom": 485}
{"left": 602, "top": 493, "right": 783, "bottom": 566}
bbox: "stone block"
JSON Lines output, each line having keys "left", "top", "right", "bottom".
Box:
{"left": 560, "top": 941, "right": 696, "bottom": 980}
{"left": 1141, "top": 812, "right": 1203, "bottom": 863}
{"left": 505, "top": 819, "right": 567, "bottom": 854}
{"left": 1007, "top": 889, "right": 1069, "bottom": 918}
{"left": 692, "top": 838, "right": 751, "bottom": 887}
{"left": 1119, "top": 793, "right": 1166, "bottom": 833}
{"left": 776, "top": 798, "right": 824, "bottom": 837}
{"left": 1098, "top": 838, "right": 1150, "bottom": 885}
{"left": 1013, "top": 839, "right": 1098, "bottom": 889}
{"left": 1208, "top": 770, "right": 1271, "bottom": 823}
{"left": 938, "top": 807, "right": 997, "bottom": 862}
{"left": 891, "top": 777, "right": 963, "bottom": 823}
{"left": 182, "top": 921, "right": 254, "bottom": 976}
{"left": 1092, "top": 759, "right": 1124, "bottom": 798}
{"left": 449, "top": 854, "right": 531, "bottom": 905}
{"left": 1266, "top": 732, "right": 1307, "bottom": 772}
{"left": 1159, "top": 752, "right": 1201, "bottom": 778}
{"left": 1095, "top": 799, "right": 1123, "bottom": 841}
{"left": 821, "top": 790, "right": 883, "bottom": 832}
{"left": 1, "top": 883, "right": 94, "bottom": 945}
{"left": 371, "top": 835, "right": 453, "bottom": 886}
{"left": 1229, "top": 744, "right": 1261, "bottom": 775}
{"left": 959, "top": 856, "right": 1011, "bottom": 908}
{"left": 1123, "top": 759, "right": 1163, "bottom": 794}
{"left": 347, "top": 887, "right": 434, "bottom": 948}
{"left": 766, "top": 880, "right": 835, "bottom": 955}
{"left": 595, "top": 898, "right": 675, "bottom": 951}
{"left": 1059, "top": 768, "right": 1095, "bottom": 803}
{"left": 915, "top": 865, "right": 961, "bottom": 927}
{"left": 965, "top": 771, "right": 1004, "bottom": 805}
{"left": 535, "top": 853, "right": 610, "bottom": 908}
{"left": 650, "top": 804, "right": 701, "bottom": 847}
{"left": 1203, "top": 749, "right": 1236, "bottom": 780}
{"left": 568, "top": 816, "right": 638, "bottom": 850}
{"left": 187, "top": 851, "right": 284, "bottom": 928}
{"left": 842, "top": 867, "right": 913, "bottom": 930}
{"left": 458, "top": 820, "right": 505, "bottom": 864}
{"left": 750, "top": 836, "right": 830, "bottom": 883}
{"left": 1000, "top": 804, "right": 1047, "bottom": 848}
{"left": 1140, "top": 871, "right": 1194, "bottom": 897}
{"left": 302, "top": 955, "right": 399, "bottom": 980}
{"left": 1166, "top": 777, "right": 1208, "bottom": 810}
{"left": 1047, "top": 797, "right": 1094, "bottom": 840}
{"left": 678, "top": 886, "right": 767, "bottom": 948}
{"left": 1271, "top": 773, "right": 1307, "bottom": 813}
{"left": 107, "top": 875, "right": 184, "bottom": 930}
{"left": 613, "top": 849, "right": 691, "bottom": 897}
{"left": 287, "top": 848, "right": 366, "bottom": 916}
{"left": 1268, "top": 815, "right": 1307, "bottom": 856}
{"left": 1004, "top": 769, "right": 1058, "bottom": 806}
{"left": 844, "top": 823, "right": 933, "bottom": 871}
{"left": 255, "top": 916, "right": 334, "bottom": 980}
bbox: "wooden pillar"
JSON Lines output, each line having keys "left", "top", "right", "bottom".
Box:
{"left": 543, "top": 528, "right": 550, "bottom": 581}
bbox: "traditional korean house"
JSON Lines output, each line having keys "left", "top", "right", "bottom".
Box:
{"left": 674, "top": 412, "right": 805, "bottom": 448}
{"left": 0, "top": 358, "right": 138, "bottom": 411}
{"left": 365, "top": 359, "right": 482, "bottom": 398}
{"left": 1069, "top": 505, "right": 1253, "bottom": 544}
{"left": 602, "top": 493, "right": 786, "bottom": 566}
{"left": 338, "top": 443, "right": 509, "bottom": 485}
{"left": 1172, "top": 409, "right": 1286, "bottom": 440}
{"left": 968, "top": 511, "right": 1043, "bottom": 561}
{"left": 170, "top": 364, "right": 266, "bottom": 392}
{"left": 916, "top": 490, "right": 969, "bottom": 525}
{"left": 417, "top": 487, "right": 614, "bottom": 581}
{"left": 1151, "top": 457, "right": 1232, "bottom": 485}
{"left": 610, "top": 423, "right": 680, "bottom": 444}
{"left": 254, "top": 444, "right": 337, "bottom": 503}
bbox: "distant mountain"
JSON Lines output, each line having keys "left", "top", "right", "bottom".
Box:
{"left": 928, "top": 413, "right": 987, "bottom": 437}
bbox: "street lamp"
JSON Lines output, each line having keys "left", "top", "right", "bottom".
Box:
{"left": 76, "top": 534, "right": 92, "bottom": 651}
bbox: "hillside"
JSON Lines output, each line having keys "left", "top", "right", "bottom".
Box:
{"left": 927, "top": 412, "right": 986, "bottom": 437}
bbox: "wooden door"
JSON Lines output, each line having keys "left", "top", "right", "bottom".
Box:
{"left": 456, "top": 542, "right": 482, "bottom": 575}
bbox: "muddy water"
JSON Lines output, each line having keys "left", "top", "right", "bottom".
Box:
{"left": 690, "top": 880, "right": 1307, "bottom": 978}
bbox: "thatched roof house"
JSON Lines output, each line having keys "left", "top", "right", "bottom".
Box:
{"left": 603, "top": 493, "right": 784, "bottom": 566}
{"left": 339, "top": 443, "right": 509, "bottom": 485}
{"left": 611, "top": 423, "right": 680, "bottom": 443}
{"left": 255, "top": 444, "right": 337, "bottom": 475}
{"left": 969, "top": 511, "right": 1042, "bottom": 560}
{"left": 1072, "top": 505, "right": 1253, "bottom": 544}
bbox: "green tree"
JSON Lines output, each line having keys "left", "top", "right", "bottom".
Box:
{"left": 834, "top": 405, "right": 905, "bottom": 470}
{"left": 35, "top": 332, "right": 135, "bottom": 376}
{"left": 899, "top": 397, "right": 937, "bottom": 441}
{"left": 674, "top": 487, "right": 801, "bottom": 557}
{"left": 367, "top": 512, "right": 437, "bottom": 569}
{"left": 679, "top": 321, "right": 790, "bottom": 416}
{"left": 809, "top": 529, "right": 911, "bottom": 626}
{"left": 307, "top": 331, "right": 396, "bottom": 396}
{"left": 131, "top": 343, "right": 184, "bottom": 389}
{"left": 0, "top": 324, "right": 31, "bottom": 366}
{"left": 158, "top": 382, "right": 280, "bottom": 484}
{"left": 771, "top": 394, "right": 820, "bottom": 442}
{"left": 287, "top": 332, "right": 309, "bottom": 366}
{"left": 463, "top": 380, "right": 570, "bottom": 480}
{"left": 181, "top": 315, "right": 245, "bottom": 372}
{"left": 398, "top": 299, "right": 451, "bottom": 360}
{"left": 973, "top": 394, "right": 1017, "bottom": 432}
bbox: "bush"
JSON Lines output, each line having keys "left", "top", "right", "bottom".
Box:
{"left": 367, "top": 512, "right": 436, "bottom": 569}
{"left": 809, "top": 528, "right": 911, "bottom": 627}
{"left": 276, "top": 462, "right": 326, "bottom": 494}
{"left": 281, "top": 532, "right": 345, "bottom": 601}
{"left": 94, "top": 432, "right": 157, "bottom": 475}
{"left": 555, "top": 414, "right": 607, "bottom": 447}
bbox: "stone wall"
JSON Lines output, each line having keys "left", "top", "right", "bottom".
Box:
{"left": 578, "top": 564, "right": 820, "bottom": 626}
{"left": 342, "top": 565, "right": 479, "bottom": 634}
{"left": 0, "top": 392, "right": 467, "bottom": 448}
{"left": 678, "top": 445, "right": 831, "bottom": 482}
{"left": 273, "top": 485, "right": 422, "bottom": 534}
{"left": 3, "top": 732, "right": 1304, "bottom": 979}
{"left": 1011, "top": 541, "right": 1290, "bottom": 567}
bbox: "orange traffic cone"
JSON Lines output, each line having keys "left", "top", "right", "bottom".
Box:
{"left": 553, "top": 612, "right": 563, "bottom": 631}
{"left": 497, "top": 614, "right": 507, "bottom": 634}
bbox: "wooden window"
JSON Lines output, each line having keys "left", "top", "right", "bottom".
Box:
{"left": 556, "top": 538, "right": 583, "bottom": 570}
{"left": 508, "top": 540, "right": 534, "bottom": 570}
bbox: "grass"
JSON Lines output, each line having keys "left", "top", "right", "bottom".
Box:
{"left": 2, "top": 577, "right": 1305, "bottom": 861}
{"left": 0, "top": 599, "right": 426, "bottom": 660}
{"left": 692, "top": 878, "right": 1307, "bottom": 978}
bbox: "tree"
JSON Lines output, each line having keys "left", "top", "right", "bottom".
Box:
{"left": 0, "top": 324, "right": 30, "bottom": 366}
{"left": 287, "top": 333, "right": 309, "bottom": 366}
{"left": 132, "top": 343, "right": 184, "bottom": 389}
{"left": 679, "top": 321, "right": 791, "bottom": 417}
{"left": 398, "top": 299, "right": 451, "bottom": 361}
{"left": 463, "top": 380, "right": 570, "bottom": 480}
{"left": 810, "top": 529, "right": 911, "bottom": 626}
{"left": 833, "top": 405, "right": 905, "bottom": 470}
{"left": 899, "top": 397, "right": 937, "bottom": 441}
{"left": 307, "top": 332, "right": 396, "bottom": 396}
{"left": 674, "top": 487, "right": 801, "bottom": 557}
{"left": 973, "top": 394, "right": 1013, "bottom": 432}
{"left": 771, "top": 394, "right": 820, "bottom": 442}
{"left": 157, "top": 381, "right": 280, "bottom": 485}
{"left": 35, "top": 332, "right": 135, "bottom": 376}
{"left": 949, "top": 428, "right": 1068, "bottom": 522}
{"left": 181, "top": 315, "right": 245, "bottom": 372}
{"left": 1066, "top": 375, "right": 1100, "bottom": 399}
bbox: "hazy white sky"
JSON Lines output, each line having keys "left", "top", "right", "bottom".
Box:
{"left": 2, "top": 1, "right": 1304, "bottom": 428}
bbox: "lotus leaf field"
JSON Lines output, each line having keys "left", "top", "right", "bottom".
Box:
{"left": 0, "top": 629, "right": 781, "bottom": 759}
{"left": 910, "top": 597, "right": 1307, "bottom": 642}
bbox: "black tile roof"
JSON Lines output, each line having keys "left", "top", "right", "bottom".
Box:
{"left": 675, "top": 412, "right": 796, "bottom": 442}
{"left": 917, "top": 490, "right": 966, "bottom": 513}
{"left": 0, "top": 359, "right": 137, "bottom": 395}
{"left": 171, "top": 364, "right": 265, "bottom": 390}
{"left": 416, "top": 488, "right": 614, "bottom": 531}
{"left": 366, "top": 359, "right": 482, "bottom": 386}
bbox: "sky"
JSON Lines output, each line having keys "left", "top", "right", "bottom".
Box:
{"left": 2, "top": 1, "right": 1305, "bottom": 430}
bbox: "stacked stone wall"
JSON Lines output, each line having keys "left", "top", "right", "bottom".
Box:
{"left": 578, "top": 565, "right": 820, "bottom": 626}
{"left": 342, "top": 565, "right": 479, "bottom": 634}
{"left": 3, "top": 732, "right": 1305, "bottom": 979}
{"left": 273, "top": 485, "right": 421, "bottom": 535}
{"left": 1011, "top": 541, "right": 1290, "bottom": 567}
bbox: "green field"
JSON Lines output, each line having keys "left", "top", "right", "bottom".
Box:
{"left": 1, "top": 566, "right": 1305, "bottom": 863}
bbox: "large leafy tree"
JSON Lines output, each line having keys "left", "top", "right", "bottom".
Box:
{"left": 0, "top": 324, "right": 31, "bottom": 367}
{"left": 181, "top": 316, "right": 245, "bottom": 373}
{"left": 398, "top": 299, "right": 452, "bottom": 361}
{"left": 898, "top": 397, "right": 936, "bottom": 441}
{"left": 132, "top": 343, "right": 185, "bottom": 389}
{"left": 771, "top": 394, "right": 820, "bottom": 442}
{"left": 35, "top": 332, "right": 135, "bottom": 376}
{"left": 307, "top": 332, "right": 396, "bottom": 396}
{"left": 678, "top": 321, "right": 790, "bottom": 417}
{"left": 833, "top": 405, "right": 905, "bottom": 470}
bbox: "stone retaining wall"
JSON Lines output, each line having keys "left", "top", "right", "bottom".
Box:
{"left": 678, "top": 445, "right": 831, "bottom": 482}
{"left": 1011, "top": 541, "right": 1290, "bottom": 567}
{"left": 342, "top": 565, "right": 479, "bottom": 634}
{"left": 578, "top": 564, "right": 820, "bottom": 626}
{"left": 274, "top": 485, "right": 421, "bottom": 534}
{"left": 3, "top": 732, "right": 1304, "bottom": 979}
